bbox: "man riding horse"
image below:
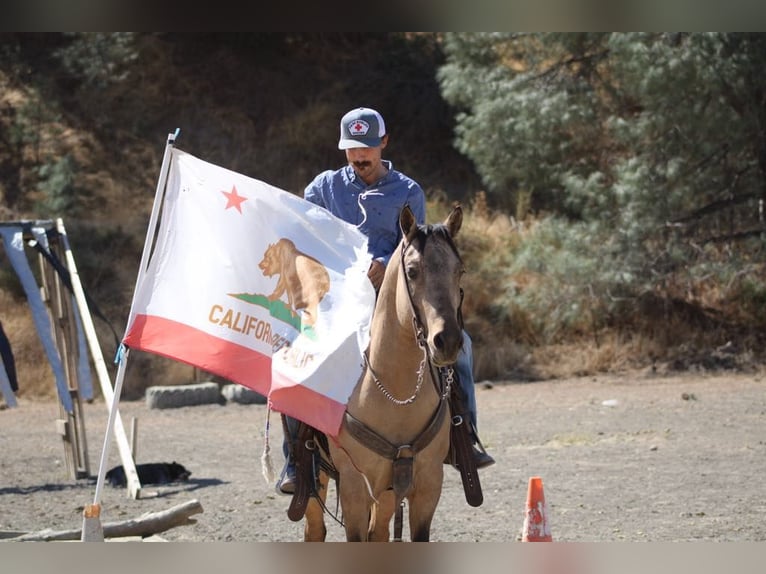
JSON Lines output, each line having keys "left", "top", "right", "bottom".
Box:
{"left": 277, "top": 107, "right": 494, "bottom": 497}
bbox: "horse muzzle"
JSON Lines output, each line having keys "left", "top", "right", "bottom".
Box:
{"left": 428, "top": 327, "right": 463, "bottom": 367}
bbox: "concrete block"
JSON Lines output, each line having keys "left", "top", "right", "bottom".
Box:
{"left": 221, "top": 384, "right": 267, "bottom": 405}
{"left": 145, "top": 382, "right": 223, "bottom": 409}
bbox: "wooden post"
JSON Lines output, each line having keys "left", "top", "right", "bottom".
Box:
{"left": 130, "top": 417, "right": 138, "bottom": 462}
{"left": 56, "top": 219, "right": 142, "bottom": 499}
{"left": 37, "top": 230, "right": 89, "bottom": 479}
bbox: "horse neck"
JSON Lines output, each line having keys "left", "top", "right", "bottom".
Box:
{"left": 353, "top": 245, "right": 442, "bottom": 438}
{"left": 367, "top": 252, "right": 424, "bottom": 381}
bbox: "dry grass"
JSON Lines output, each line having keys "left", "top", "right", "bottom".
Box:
{"left": 0, "top": 291, "right": 58, "bottom": 401}
{"left": 529, "top": 335, "right": 654, "bottom": 379}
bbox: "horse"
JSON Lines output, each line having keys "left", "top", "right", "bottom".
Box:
{"left": 301, "top": 203, "right": 465, "bottom": 542}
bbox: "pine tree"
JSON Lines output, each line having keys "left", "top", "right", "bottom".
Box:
{"left": 439, "top": 33, "right": 766, "bottom": 342}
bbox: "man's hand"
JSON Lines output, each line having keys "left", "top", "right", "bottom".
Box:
{"left": 367, "top": 260, "right": 386, "bottom": 291}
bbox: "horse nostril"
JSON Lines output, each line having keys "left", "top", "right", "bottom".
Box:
{"left": 433, "top": 332, "right": 445, "bottom": 351}
{"left": 432, "top": 330, "right": 461, "bottom": 359}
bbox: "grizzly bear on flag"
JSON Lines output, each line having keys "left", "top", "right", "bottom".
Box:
{"left": 258, "top": 238, "right": 330, "bottom": 326}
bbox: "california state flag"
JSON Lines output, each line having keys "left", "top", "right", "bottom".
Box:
{"left": 123, "top": 148, "right": 375, "bottom": 436}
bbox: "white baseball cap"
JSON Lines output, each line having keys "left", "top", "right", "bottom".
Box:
{"left": 338, "top": 107, "right": 386, "bottom": 150}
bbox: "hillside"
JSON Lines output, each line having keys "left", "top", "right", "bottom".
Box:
{"left": 1, "top": 33, "right": 762, "bottom": 402}
{"left": 1, "top": 33, "right": 487, "bottom": 399}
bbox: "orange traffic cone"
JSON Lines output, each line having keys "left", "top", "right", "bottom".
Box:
{"left": 522, "top": 476, "right": 552, "bottom": 541}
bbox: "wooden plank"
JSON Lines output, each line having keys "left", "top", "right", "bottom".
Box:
{"left": 56, "top": 219, "right": 142, "bottom": 498}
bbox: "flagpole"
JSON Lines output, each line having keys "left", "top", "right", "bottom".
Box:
{"left": 129, "top": 128, "right": 181, "bottom": 319}
{"left": 81, "top": 130, "right": 179, "bottom": 541}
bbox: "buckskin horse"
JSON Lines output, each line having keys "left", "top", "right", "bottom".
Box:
{"left": 294, "top": 203, "right": 466, "bottom": 542}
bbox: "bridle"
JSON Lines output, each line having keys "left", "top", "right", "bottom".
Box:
{"left": 364, "top": 226, "right": 465, "bottom": 406}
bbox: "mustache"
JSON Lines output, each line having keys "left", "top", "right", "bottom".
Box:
{"left": 352, "top": 161, "right": 372, "bottom": 169}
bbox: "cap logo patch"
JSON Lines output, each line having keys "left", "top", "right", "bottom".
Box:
{"left": 348, "top": 119, "right": 370, "bottom": 137}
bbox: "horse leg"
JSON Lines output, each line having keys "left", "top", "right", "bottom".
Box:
{"left": 341, "top": 499, "right": 373, "bottom": 541}
{"left": 407, "top": 467, "right": 446, "bottom": 542}
{"left": 303, "top": 470, "right": 329, "bottom": 541}
{"left": 406, "top": 493, "right": 437, "bottom": 541}
{"left": 337, "top": 474, "right": 375, "bottom": 541}
{"left": 369, "top": 490, "right": 396, "bottom": 541}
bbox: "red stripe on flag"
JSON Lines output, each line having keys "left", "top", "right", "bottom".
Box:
{"left": 270, "top": 370, "right": 346, "bottom": 437}
{"left": 124, "top": 314, "right": 271, "bottom": 396}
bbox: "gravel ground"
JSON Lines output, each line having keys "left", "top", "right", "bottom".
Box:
{"left": 1, "top": 369, "right": 765, "bottom": 542}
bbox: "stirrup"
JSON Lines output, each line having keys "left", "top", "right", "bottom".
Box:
{"left": 471, "top": 423, "right": 495, "bottom": 468}
{"left": 276, "top": 463, "right": 296, "bottom": 495}
{"left": 471, "top": 443, "right": 495, "bottom": 469}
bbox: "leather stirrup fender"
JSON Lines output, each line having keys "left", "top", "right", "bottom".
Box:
{"left": 447, "top": 383, "right": 484, "bottom": 507}
{"left": 287, "top": 422, "right": 316, "bottom": 521}
{"left": 449, "top": 412, "right": 483, "bottom": 507}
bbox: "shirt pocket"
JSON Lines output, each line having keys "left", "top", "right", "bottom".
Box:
{"left": 358, "top": 194, "right": 404, "bottom": 258}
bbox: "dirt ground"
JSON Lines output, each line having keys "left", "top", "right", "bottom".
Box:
{"left": 1, "top": 369, "right": 765, "bottom": 542}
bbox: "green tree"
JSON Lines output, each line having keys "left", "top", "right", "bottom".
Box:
{"left": 53, "top": 32, "right": 137, "bottom": 88}
{"left": 439, "top": 33, "right": 766, "bottom": 344}
{"left": 0, "top": 33, "right": 137, "bottom": 216}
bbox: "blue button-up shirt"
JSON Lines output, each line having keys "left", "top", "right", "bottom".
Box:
{"left": 304, "top": 160, "right": 426, "bottom": 266}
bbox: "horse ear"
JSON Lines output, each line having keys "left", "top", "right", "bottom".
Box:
{"left": 445, "top": 203, "right": 463, "bottom": 238}
{"left": 399, "top": 205, "right": 418, "bottom": 241}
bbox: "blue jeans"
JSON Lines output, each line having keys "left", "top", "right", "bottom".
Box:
{"left": 455, "top": 330, "right": 478, "bottom": 431}
{"left": 280, "top": 329, "right": 479, "bottom": 478}
{"left": 282, "top": 414, "right": 301, "bottom": 464}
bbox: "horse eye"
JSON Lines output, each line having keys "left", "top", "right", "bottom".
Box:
{"left": 406, "top": 266, "right": 419, "bottom": 280}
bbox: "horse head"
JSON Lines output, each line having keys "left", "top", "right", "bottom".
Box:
{"left": 398, "top": 204, "right": 464, "bottom": 367}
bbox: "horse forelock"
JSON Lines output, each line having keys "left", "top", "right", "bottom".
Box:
{"left": 408, "top": 223, "right": 462, "bottom": 264}
{"left": 392, "top": 222, "right": 464, "bottom": 330}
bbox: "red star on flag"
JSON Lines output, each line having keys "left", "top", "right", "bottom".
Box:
{"left": 221, "top": 186, "right": 247, "bottom": 213}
